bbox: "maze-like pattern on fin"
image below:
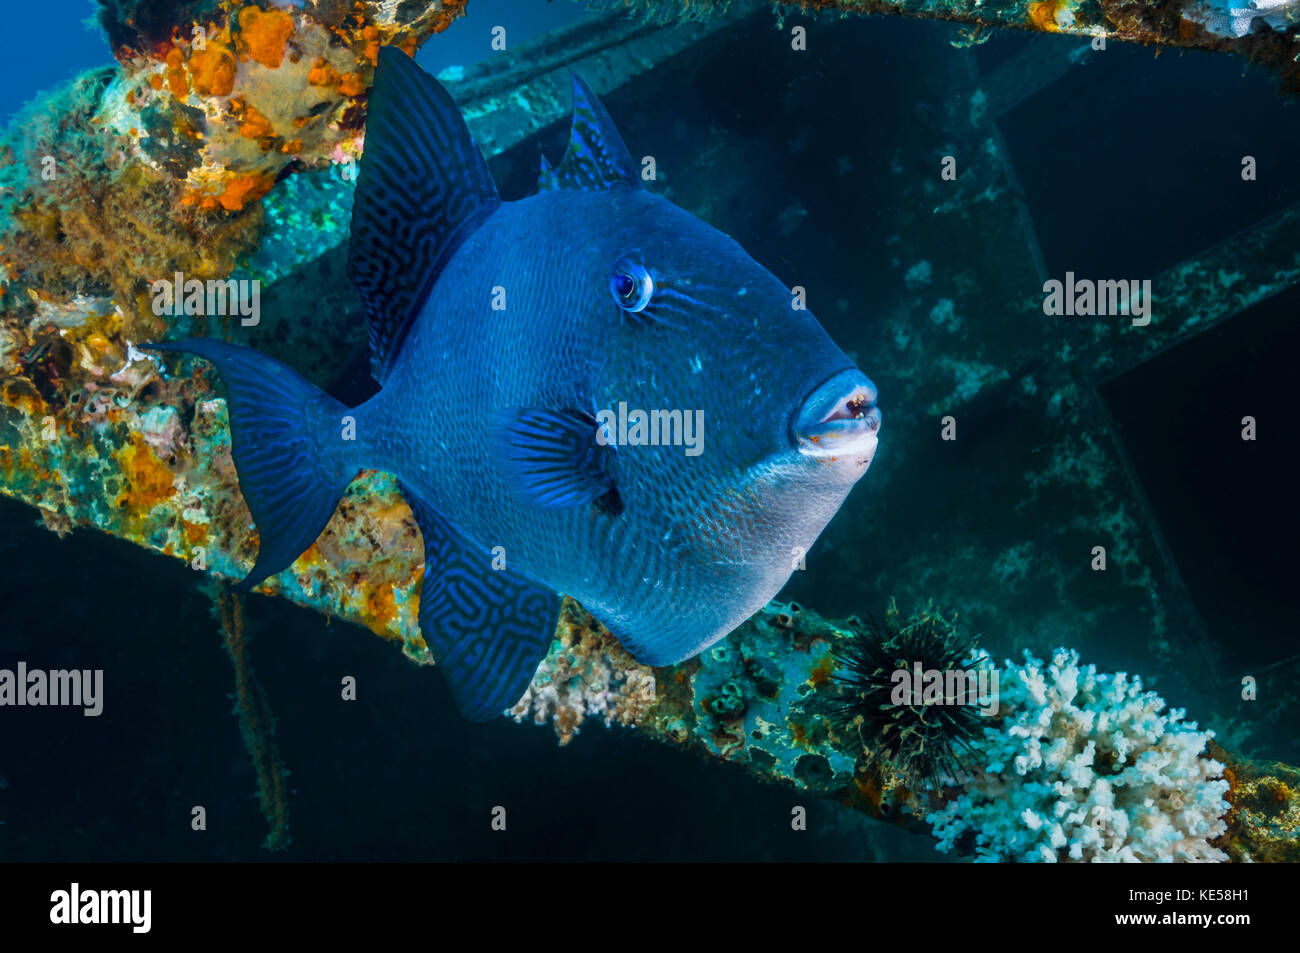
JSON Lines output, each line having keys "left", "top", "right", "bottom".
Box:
{"left": 349, "top": 48, "right": 500, "bottom": 383}
{"left": 402, "top": 484, "right": 560, "bottom": 721}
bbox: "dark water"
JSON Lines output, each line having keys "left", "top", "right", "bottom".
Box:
{"left": 0, "top": 492, "right": 934, "bottom": 860}
{"left": 1, "top": 3, "right": 1297, "bottom": 862}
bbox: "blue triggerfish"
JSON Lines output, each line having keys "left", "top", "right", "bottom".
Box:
{"left": 149, "top": 49, "right": 882, "bottom": 719}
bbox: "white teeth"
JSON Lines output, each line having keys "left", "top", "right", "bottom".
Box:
{"left": 819, "top": 390, "right": 873, "bottom": 425}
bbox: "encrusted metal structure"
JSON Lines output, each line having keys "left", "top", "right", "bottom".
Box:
{"left": 789, "top": 0, "right": 1300, "bottom": 93}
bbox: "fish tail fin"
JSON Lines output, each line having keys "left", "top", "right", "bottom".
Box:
{"left": 147, "top": 338, "right": 361, "bottom": 592}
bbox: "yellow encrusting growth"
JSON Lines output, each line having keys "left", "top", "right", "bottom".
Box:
{"left": 116, "top": 433, "right": 177, "bottom": 513}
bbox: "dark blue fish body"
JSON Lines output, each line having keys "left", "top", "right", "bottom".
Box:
{"left": 151, "top": 50, "right": 882, "bottom": 719}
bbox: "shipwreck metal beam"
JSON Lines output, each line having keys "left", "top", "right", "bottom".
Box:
{"left": 1093, "top": 199, "right": 1300, "bottom": 381}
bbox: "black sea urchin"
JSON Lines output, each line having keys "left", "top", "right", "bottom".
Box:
{"left": 819, "top": 600, "right": 990, "bottom": 791}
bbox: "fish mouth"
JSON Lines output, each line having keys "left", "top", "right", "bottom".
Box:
{"left": 793, "top": 368, "right": 881, "bottom": 462}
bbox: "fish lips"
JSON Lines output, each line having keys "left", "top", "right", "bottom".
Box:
{"left": 793, "top": 368, "right": 882, "bottom": 463}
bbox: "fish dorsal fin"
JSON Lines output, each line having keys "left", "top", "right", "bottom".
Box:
{"left": 350, "top": 47, "right": 501, "bottom": 384}
{"left": 537, "top": 73, "right": 641, "bottom": 192}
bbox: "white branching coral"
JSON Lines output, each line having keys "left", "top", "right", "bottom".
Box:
{"left": 927, "top": 649, "right": 1230, "bottom": 862}
{"left": 510, "top": 604, "right": 656, "bottom": 746}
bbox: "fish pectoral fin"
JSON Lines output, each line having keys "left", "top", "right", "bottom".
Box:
{"left": 490, "top": 407, "right": 617, "bottom": 510}
{"left": 401, "top": 484, "right": 559, "bottom": 721}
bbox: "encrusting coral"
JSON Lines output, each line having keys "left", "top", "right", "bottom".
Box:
{"left": 509, "top": 599, "right": 1247, "bottom": 862}
{"left": 0, "top": 3, "right": 469, "bottom": 670}
{"left": 1, "top": 1, "right": 468, "bottom": 345}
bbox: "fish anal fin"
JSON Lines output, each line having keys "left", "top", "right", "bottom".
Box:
{"left": 402, "top": 484, "right": 560, "bottom": 721}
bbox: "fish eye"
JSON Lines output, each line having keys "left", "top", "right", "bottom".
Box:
{"left": 609, "top": 259, "right": 654, "bottom": 313}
